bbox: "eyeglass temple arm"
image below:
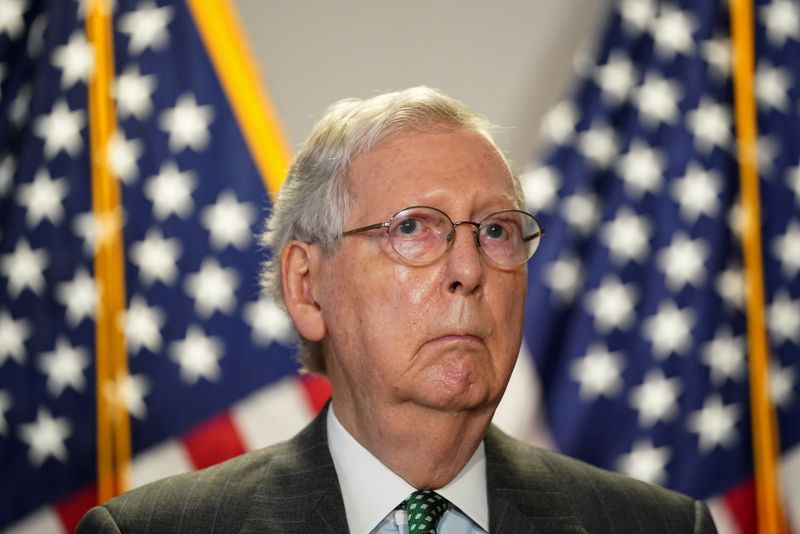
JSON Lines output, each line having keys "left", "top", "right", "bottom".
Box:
{"left": 523, "top": 228, "right": 546, "bottom": 243}
{"left": 341, "top": 222, "right": 389, "bottom": 237}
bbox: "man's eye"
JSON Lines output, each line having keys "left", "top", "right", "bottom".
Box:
{"left": 397, "top": 219, "right": 421, "bottom": 235}
{"left": 485, "top": 223, "right": 506, "bottom": 240}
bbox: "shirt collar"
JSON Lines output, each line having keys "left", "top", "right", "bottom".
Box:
{"left": 326, "top": 406, "right": 489, "bottom": 532}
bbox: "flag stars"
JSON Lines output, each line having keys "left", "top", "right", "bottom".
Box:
{"left": 115, "top": 65, "right": 157, "bottom": 120}
{"left": 129, "top": 228, "right": 182, "bottom": 286}
{"left": 759, "top": 0, "right": 800, "bottom": 47}
{"left": 619, "top": 0, "right": 656, "bottom": 35}
{"left": 26, "top": 12, "right": 47, "bottom": 59}
{"left": 0, "top": 0, "right": 27, "bottom": 40}
{"left": 72, "top": 209, "right": 124, "bottom": 256}
{"left": 600, "top": 207, "right": 651, "bottom": 264}
{"left": 702, "top": 328, "right": 746, "bottom": 385}
{"left": 767, "top": 290, "right": 800, "bottom": 345}
{"left": 539, "top": 100, "right": 578, "bottom": 145}
{"left": 0, "top": 154, "right": 16, "bottom": 198}
{"left": 33, "top": 100, "right": 86, "bottom": 159}
{"left": 686, "top": 100, "right": 732, "bottom": 154}
{"left": 16, "top": 168, "right": 69, "bottom": 228}
{"left": 201, "top": 191, "right": 257, "bottom": 251}
{"left": 37, "top": 337, "right": 89, "bottom": 396}
{"left": 629, "top": 369, "right": 682, "bottom": 426}
{"left": 643, "top": 301, "right": 695, "bottom": 359}
{"left": 585, "top": 275, "right": 638, "bottom": 333}
{"left": 159, "top": 93, "right": 214, "bottom": 153}
{"left": 771, "top": 364, "right": 796, "bottom": 410}
{"left": 169, "top": 326, "right": 223, "bottom": 384}
{"left": 118, "top": 2, "right": 174, "bottom": 54}
{"left": 51, "top": 31, "right": 94, "bottom": 88}
{"left": 243, "top": 297, "right": 293, "bottom": 347}
{"left": 144, "top": 162, "right": 196, "bottom": 220}
{"left": 649, "top": 6, "right": 697, "bottom": 59}
{"left": 771, "top": 220, "right": 800, "bottom": 278}
{"left": 0, "top": 309, "right": 31, "bottom": 367}
{"left": 757, "top": 135, "right": 778, "bottom": 176}
{"left": 617, "top": 440, "right": 671, "bottom": 486}
{"left": 9, "top": 84, "right": 31, "bottom": 127}
{"left": 577, "top": 124, "right": 618, "bottom": 168}
{"left": 594, "top": 52, "right": 637, "bottom": 104}
{"left": 687, "top": 395, "right": 741, "bottom": 453}
{"left": 671, "top": 164, "right": 721, "bottom": 223}
{"left": 756, "top": 62, "right": 792, "bottom": 112}
{"left": 184, "top": 258, "right": 240, "bottom": 318}
{"left": 107, "top": 131, "right": 143, "bottom": 185}
{"left": 700, "top": 37, "right": 731, "bottom": 79}
{"left": 121, "top": 295, "right": 165, "bottom": 354}
{"left": 561, "top": 192, "right": 600, "bottom": 236}
{"left": 545, "top": 253, "right": 583, "bottom": 304}
{"left": 616, "top": 142, "right": 665, "bottom": 199}
{"left": 633, "top": 74, "right": 682, "bottom": 127}
{"left": 570, "top": 343, "right": 625, "bottom": 401}
{"left": 656, "top": 233, "right": 709, "bottom": 291}
{"left": 103, "top": 374, "right": 151, "bottom": 420}
{"left": 521, "top": 166, "right": 560, "bottom": 213}
{"left": 18, "top": 408, "right": 72, "bottom": 466}
{"left": 120, "top": 374, "right": 151, "bottom": 420}
{"left": 55, "top": 267, "right": 97, "bottom": 326}
{"left": 716, "top": 263, "right": 745, "bottom": 311}
{"left": 790, "top": 165, "right": 800, "bottom": 204}
{"left": 1, "top": 239, "right": 50, "bottom": 298}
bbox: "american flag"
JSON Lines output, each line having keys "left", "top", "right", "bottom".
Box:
{"left": 0, "top": 0, "right": 333, "bottom": 531}
{"left": 521, "top": 0, "right": 800, "bottom": 531}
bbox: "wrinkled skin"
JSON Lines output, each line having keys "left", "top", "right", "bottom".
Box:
{"left": 283, "top": 128, "right": 528, "bottom": 486}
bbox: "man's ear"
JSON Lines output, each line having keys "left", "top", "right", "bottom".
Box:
{"left": 281, "top": 241, "right": 326, "bottom": 342}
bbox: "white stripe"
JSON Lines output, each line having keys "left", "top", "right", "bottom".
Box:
{"left": 231, "top": 376, "right": 314, "bottom": 450}
{"left": 781, "top": 443, "right": 800, "bottom": 532}
{"left": 4, "top": 507, "right": 64, "bottom": 534}
{"left": 130, "top": 438, "right": 194, "bottom": 489}
{"left": 493, "top": 341, "right": 556, "bottom": 449}
{"left": 706, "top": 497, "right": 740, "bottom": 534}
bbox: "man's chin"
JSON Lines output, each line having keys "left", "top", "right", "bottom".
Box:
{"left": 403, "top": 370, "right": 497, "bottom": 413}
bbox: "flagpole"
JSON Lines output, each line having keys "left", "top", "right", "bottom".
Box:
{"left": 728, "top": 1, "right": 786, "bottom": 532}
{"left": 185, "top": 0, "right": 292, "bottom": 197}
{"left": 86, "top": 0, "right": 132, "bottom": 502}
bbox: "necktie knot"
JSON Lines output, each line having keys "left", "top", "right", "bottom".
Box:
{"left": 404, "top": 489, "right": 448, "bottom": 533}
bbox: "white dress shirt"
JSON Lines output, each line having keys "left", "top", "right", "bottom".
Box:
{"left": 327, "top": 406, "right": 488, "bottom": 534}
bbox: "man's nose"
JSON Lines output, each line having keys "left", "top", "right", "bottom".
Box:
{"left": 444, "top": 223, "right": 484, "bottom": 295}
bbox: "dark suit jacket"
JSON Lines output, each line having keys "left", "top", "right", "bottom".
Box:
{"left": 77, "top": 408, "right": 717, "bottom": 533}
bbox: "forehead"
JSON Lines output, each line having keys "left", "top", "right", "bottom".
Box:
{"left": 346, "top": 128, "right": 517, "bottom": 215}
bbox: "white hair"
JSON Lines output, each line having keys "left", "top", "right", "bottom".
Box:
{"left": 260, "top": 86, "right": 521, "bottom": 373}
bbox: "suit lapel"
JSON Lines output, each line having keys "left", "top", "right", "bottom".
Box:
{"left": 485, "top": 425, "right": 587, "bottom": 534}
{"left": 240, "top": 406, "right": 349, "bottom": 534}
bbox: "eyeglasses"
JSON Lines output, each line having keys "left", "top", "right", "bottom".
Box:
{"left": 341, "top": 205, "right": 545, "bottom": 268}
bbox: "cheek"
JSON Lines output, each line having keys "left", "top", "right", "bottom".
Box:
{"left": 489, "top": 272, "right": 527, "bottom": 349}
{"left": 326, "top": 261, "right": 430, "bottom": 358}
{"left": 392, "top": 263, "right": 438, "bottom": 320}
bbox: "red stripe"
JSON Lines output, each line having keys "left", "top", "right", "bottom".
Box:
{"left": 54, "top": 484, "right": 96, "bottom": 532}
{"left": 182, "top": 411, "right": 247, "bottom": 469}
{"left": 299, "top": 374, "right": 332, "bottom": 413}
{"left": 725, "top": 478, "right": 756, "bottom": 534}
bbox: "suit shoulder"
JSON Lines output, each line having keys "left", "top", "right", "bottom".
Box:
{"left": 82, "top": 439, "right": 309, "bottom": 534}
{"left": 485, "top": 427, "right": 716, "bottom": 533}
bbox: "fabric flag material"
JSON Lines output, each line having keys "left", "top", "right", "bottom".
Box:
{"left": 521, "top": 0, "right": 800, "bottom": 532}
{"left": 0, "top": 0, "right": 328, "bottom": 531}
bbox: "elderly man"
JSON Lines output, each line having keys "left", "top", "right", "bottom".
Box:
{"left": 78, "top": 87, "right": 716, "bottom": 533}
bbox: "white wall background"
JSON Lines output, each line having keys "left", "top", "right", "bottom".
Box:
{"left": 233, "top": 1, "right": 614, "bottom": 173}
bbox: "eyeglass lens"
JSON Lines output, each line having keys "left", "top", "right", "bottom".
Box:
{"left": 386, "top": 207, "right": 541, "bottom": 266}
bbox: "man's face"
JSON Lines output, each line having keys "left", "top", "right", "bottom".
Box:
{"left": 315, "top": 128, "right": 527, "bottom": 421}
